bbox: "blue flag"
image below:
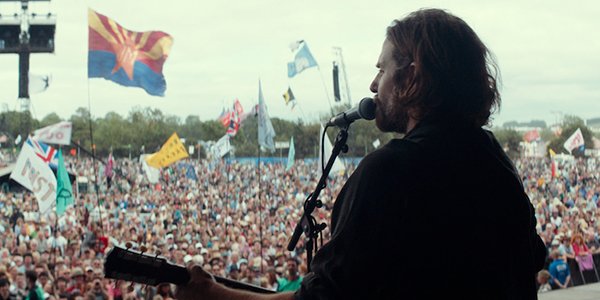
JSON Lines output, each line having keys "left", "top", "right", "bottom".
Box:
{"left": 286, "top": 136, "right": 295, "bottom": 171}
{"left": 186, "top": 164, "right": 198, "bottom": 181}
{"left": 287, "top": 42, "right": 318, "bottom": 78}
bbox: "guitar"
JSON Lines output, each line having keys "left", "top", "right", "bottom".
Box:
{"left": 104, "top": 245, "right": 276, "bottom": 294}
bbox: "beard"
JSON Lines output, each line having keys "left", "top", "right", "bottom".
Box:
{"left": 374, "top": 97, "right": 410, "bottom": 134}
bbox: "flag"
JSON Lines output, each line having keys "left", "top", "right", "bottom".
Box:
{"left": 105, "top": 153, "right": 114, "bottom": 178}
{"left": 10, "top": 137, "right": 57, "bottom": 215}
{"left": 287, "top": 42, "right": 318, "bottom": 78}
{"left": 282, "top": 86, "right": 296, "bottom": 105}
{"left": 372, "top": 139, "right": 381, "bottom": 149}
{"left": 69, "top": 148, "right": 77, "bottom": 156}
{"left": 523, "top": 129, "right": 540, "bottom": 143}
{"left": 56, "top": 149, "right": 74, "bottom": 216}
{"left": 15, "top": 134, "right": 22, "bottom": 145}
{"left": 26, "top": 138, "right": 58, "bottom": 169}
{"left": 258, "top": 80, "right": 276, "bottom": 152}
{"left": 185, "top": 164, "right": 197, "bottom": 181}
{"left": 88, "top": 9, "right": 173, "bottom": 96}
{"left": 212, "top": 135, "right": 231, "bottom": 158}
{"left": 218, "top": 107, "right": 231, "bottom": 127}
{"left": 146, "top": 132, "right": 189, "bottom": 168}
{"left": 286, "top": 136, "right": 295, "bottom": 172}
{"left": 549, "top": 148, "right": 557, "bottom": 178}
{"left": 226, "top": 99, "right": 244, "bottom": 136}
{"left": 140, "top": 154, "right": 160, "bottom": 183}
{"left": 32, "top": 121, "right": 72, "bottom": 146}
{"left": 318, "top": 125, "right": 345, "bottom": 177}
{"left": 289, "top": 40, "right": 304, "bottom": 52}
{"left": 29, "top": 73, "right": 51, "bottom": 94}
{"left": 563, "top": 128, "right": 584, "bottom": 154}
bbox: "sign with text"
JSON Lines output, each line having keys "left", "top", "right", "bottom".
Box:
{"left": 10, "top": 139, "right": 57, "bottom": 215}
{"left": 33, "top": 121, "right": 72, "bottom": 145}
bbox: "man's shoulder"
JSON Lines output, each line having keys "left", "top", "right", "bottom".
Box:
{"left": 362, "top": 139, "right": 422, "bottom": 165}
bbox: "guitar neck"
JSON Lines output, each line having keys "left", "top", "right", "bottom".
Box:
{"left": 166, "top": 263, "right": 275, "bottom": 294}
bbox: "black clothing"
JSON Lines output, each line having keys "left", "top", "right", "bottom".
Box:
{"left": 296, "top": 118, "right": 547, "bottom": 300}
{"left": 0, "top": 292, "right": 18, "bottom": 300}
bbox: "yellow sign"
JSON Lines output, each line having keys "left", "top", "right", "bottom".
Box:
{"left": 146, "top": 132, "right": 189, "bottom": 168}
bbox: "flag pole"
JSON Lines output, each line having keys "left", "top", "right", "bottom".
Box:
{"left": 257, "top": 121, "right": 263, "bottom": 273}
{"left": 87, "top": 78, "right": 105, "bottom": 237}
{"left": 316, "top": 66, "right": 334, "bottom": 116}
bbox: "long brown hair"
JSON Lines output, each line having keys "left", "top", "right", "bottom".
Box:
{"left": 386, "top": 8, "right": 501, "bottom": 127}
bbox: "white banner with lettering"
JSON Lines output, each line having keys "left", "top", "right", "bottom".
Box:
{"left": 563, "top": 128, "right": 584, "bottom": 154}
{"left": 10, "top": 140, "right": 57, "bottom": 215}
{"left": 33, "top": 121, "right": 72, "bottom": 145}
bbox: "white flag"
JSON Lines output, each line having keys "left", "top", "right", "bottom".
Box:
{"left": 29, "top": 73, "right": 51, "bottom": 94}
{"left": 10, "top": 138, "right": 57, "bottom": 215}
{"left": 33, "top": 121, "right": 72, "bottom": 145}
{"left": 318, "top": 125, "right": 345, "bottom": 177}
{"left": 372, "top": 139, "right": 381, "bottom": 149}
{"left": 140, "top": 154, "right": 160, "bottom": 183}
{"left": 563, "top": 128, "right": 584, "bottom": 154}
{"left": 258, "top": 80, "right": 276, "bottom": 152}
{"left": 213, "top": 135, "right": 231, "bottom": 158}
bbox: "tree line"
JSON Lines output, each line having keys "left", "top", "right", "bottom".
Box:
{"left": 0, "top": 107, "right": 596, "bottom": 160}
{"left": 0, "top": 106, "right": 396, "bottom": 159}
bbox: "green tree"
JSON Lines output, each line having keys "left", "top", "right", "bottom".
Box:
{"left": 492, "top": 127, "right": 522, "bottom": 160}
{"left": 39, "top": 112, "right": 62, "bottom": 127}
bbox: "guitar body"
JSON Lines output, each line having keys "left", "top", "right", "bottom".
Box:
{"left": 104, "top": 245, "right": 276, "bottom": 294}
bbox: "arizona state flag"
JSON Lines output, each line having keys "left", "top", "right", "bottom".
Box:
{"left": 88, "top": 9, "right": 173, "bottom": 96}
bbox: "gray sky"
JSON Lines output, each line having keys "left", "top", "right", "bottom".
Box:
{"left": 1, "top": 0, "right": 599, "bottom": 127}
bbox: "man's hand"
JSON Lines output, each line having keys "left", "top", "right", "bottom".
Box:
{"left": 175, "top": 265, "right": 216, "bottom": 300}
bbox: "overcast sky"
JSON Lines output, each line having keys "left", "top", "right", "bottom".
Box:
{"left": 1, "top": 0, "right": 599, "bottom": 128}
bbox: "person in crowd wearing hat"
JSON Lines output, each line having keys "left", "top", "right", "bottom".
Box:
{"left": 66, "top": 268, "right": 86, "bottom": 295}
{"left": 24, "top": 270, "right": 44, "bottom": 300}
{"left": 548, "top": 250, "right": 571, "bottom": 289}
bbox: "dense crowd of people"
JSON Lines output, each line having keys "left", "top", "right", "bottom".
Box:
{"left": 0, "top": 153, "right": 599, "bottom": 299}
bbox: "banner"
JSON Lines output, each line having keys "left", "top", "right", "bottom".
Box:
{"left": 56, "top": 149, "right": 74, "bottom": 216}
{"left": 212, "top": 135, "right": 231, "bottom": 158}
{"left": 140, "top": 154, "right": 160, "bottom": 183}
{"left": 258, "top": 80, "right": 276, "bottom": 152}
{"left": 563, "top": 128, "right": 584, "bottom": 154}
{"left": 10, "top": 138, "right": 57, "bottom": 215}
{"left": 146, "top": 132, "right": 189, "bottom": 168}
{"left": 33, "top": 121, "right": 73, "bottom": 145}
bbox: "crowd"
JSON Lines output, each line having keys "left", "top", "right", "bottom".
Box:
{"left": 0, "top": 152, "right": 599, "bottom": 299}
{"left": 517, "top": 155, "right": 600, "bottom": 291}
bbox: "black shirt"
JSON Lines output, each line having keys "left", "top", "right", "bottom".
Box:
{"left": 296, "top": 118, "right": 547, "bottom": 300}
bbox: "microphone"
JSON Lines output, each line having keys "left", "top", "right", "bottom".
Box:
{"left": 326, "top": 97, "right": 376, "bottom": 127}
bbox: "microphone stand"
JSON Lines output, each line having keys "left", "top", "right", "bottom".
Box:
{"left": 287, "top": 125, "right": 349, "bottom": 271}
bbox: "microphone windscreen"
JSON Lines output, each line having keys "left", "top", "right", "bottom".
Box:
{"left": 358, "top": 98, "right": 376, "bottom": 121}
